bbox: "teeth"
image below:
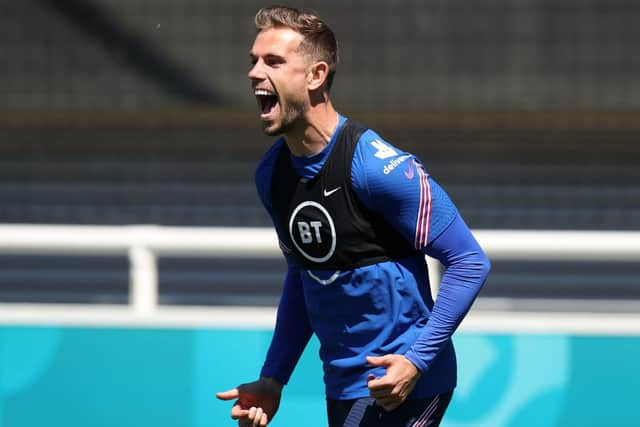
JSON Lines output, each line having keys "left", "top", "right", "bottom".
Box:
{"left": 254, "top": 89, "right": 275, "bottom": 96}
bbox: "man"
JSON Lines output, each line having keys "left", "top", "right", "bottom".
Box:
{"left": 217, "top": 6, "right": 490, "bottom": 427}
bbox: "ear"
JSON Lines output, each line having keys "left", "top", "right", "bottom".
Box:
{"left": 307, "top": 61, "right": 330, "bottom": 91}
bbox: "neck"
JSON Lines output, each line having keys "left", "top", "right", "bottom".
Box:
{"left": 284, "top": 100, "right": 339, "bottom": 157}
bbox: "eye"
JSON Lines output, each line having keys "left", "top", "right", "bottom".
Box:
{"left": 265, "top": 56, "right": 285, "bottom": 67}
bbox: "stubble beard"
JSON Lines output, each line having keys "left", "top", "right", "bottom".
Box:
{"left": 261, "top": 98, "right": 308, "bottom": 136}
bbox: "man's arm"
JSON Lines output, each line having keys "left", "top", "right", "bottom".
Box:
{"left": 366, "top": 213, "right": 489, "bottom": 411}
{"left": 216, "top": 262, "right": 313, "bottom": 425}
{"left": 216, "top": 145, "right": 313, "bottom": 424}
{"left": 352, "top": 135, "right": 490, "bottom": 409}
{"left": 260, "top": 262, "right": 314, "bottom": 384}
{"left": 253, "top": 140, "right": 314, "bottom": 384}
{"left": 404, "top": 213, "right": 490, "bottom": 372}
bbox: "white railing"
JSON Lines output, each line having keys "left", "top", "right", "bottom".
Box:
{"left": 0, "top": 224, "right": 639, "bottom": 315}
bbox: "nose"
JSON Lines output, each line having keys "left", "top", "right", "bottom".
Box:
{"left": 248, "top": 59, "right": 264, "bottom": 81}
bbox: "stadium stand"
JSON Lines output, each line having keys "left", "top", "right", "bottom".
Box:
{"left": 1, "top": 112, "right": 638, "bottom": 230}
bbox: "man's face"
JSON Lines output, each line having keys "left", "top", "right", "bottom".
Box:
{"left": 249, "top": 27, "right": 311, "bottom": 136}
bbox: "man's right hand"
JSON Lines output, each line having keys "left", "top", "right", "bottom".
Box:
{"left": 216, "top": 377, "right": 283, "bottom": 426}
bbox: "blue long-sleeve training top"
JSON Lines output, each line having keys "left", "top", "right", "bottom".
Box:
{"left": 255, "top": 114, "right": 490, "bottom": 399}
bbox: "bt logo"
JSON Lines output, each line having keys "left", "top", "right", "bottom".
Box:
{"left": 288, "top": 201, "right": 336, "bottom": 263}
{"left": 297, "top": 221, "right": 323, "bottom": 244}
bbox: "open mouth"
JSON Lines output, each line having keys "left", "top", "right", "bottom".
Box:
{"left": 254, "top": 88, "right": 278, "bottom": 117}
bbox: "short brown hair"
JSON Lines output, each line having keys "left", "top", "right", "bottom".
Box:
{"left": 255, "top": 6, "right": 338, "bottom": 90}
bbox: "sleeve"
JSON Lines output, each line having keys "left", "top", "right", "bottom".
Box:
{"left": 403, "top": 213, "right": 491, "bottom": 373}
{"left": 351, "top": 133, "right": 490, "bottom": 373}
{"left": 255, "top": 149, "right": 313, "bottom": 384}
{"left": 351, "top": 132, "right": 457, "bottom": 248}
{"left": 260, "top": 263, "right": 313, "bottom": 384}
{"left": 255, "top": 139, "right": 296, "bottom": 256}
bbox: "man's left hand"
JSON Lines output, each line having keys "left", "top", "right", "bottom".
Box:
{"left": 366, "top": 354, "right": 421, "bottom": 412}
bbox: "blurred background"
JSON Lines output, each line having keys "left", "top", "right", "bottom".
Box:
{"left": 0, "top": 1, "right": 639, "bottom": 426}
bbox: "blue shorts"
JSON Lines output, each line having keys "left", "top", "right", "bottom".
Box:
{"left": 326, "top": 391, "right": 453, "bottom": 427}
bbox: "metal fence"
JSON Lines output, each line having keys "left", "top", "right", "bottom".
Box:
{"left": 0, "top": 224, "right": 639, "bottom": 315}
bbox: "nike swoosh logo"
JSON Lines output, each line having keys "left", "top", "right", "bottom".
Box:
{"left": 323, "top": 187, "right": 341, "bottom": 197}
